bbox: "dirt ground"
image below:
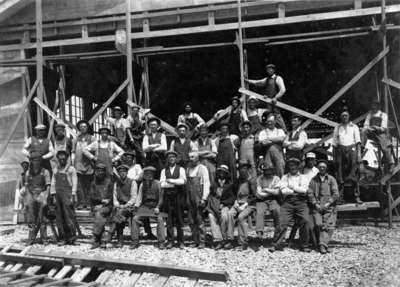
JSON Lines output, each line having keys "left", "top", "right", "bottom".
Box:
{"left": 1, "top": 223, "right": 399, "bottom": 287}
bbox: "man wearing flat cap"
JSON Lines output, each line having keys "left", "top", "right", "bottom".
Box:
{"left": 51, "top": 123, "right": 73, "bottom": 171}
{"left": 142, "top": 118, "right": 168, "bottom": 177}
{"left": 215, "top": 123, "right": 239, "bottom": 182}
{"left": 284, "top": 114, "right": 308, "bottom": 161}
{"left": 227, "top": 160, "right": 257, "bottom": 250}
{"left": 332, "top": 107, "right": 362, "bottom": 204}
{"left": 89, "top": 163, "right": 113, "bottom": 249}
{"left": 239, "top": 120, "right": 257, "bottom": 178}
{"left": 123, "top": 151, "right": 143, "bottom": 182}
{"left": 307, "top": 159, "right": 339, "bottom": 254}
{"left": 109, "top": 164, "right": 139, "bottom": 248}
{"left": 22, "top": 151, "right": 51, "bottom": 245}
{"left": 23, "top": 124, "right": 54, "bottom": 173}
{"left": 49, "top": 150, "right": 78, "bottom": 245}
{"left": 160, "top": 150, "right": 187, "bottom": 249}
{"left": 170, "top": 123, "right": 197, "bottom": 168}
{"left": 255, "top": 164, "right": 281, "bottom": 245}
{"left": 361, "top": 99, "right": 394, "bottom": 174}
{"left": 246, "top": 63, "right": 287, "bottom": 131}
{"left": 104, "top": 106, "right": 131, "bottom": 149}
{"left": 258, "top": 113, "right": 286, "bottom": 177}
{"left": 270, "top": 157, "right": 312, "bottom": 252}
{"left": 246, "top": 96, "right": 267, "bottom": 135}
{"left": 72, "top": 120, "right": 96, "bottom": 209}
{"left": 177, "top": 101, "right": 205, "bottom": 137}
{"left": 206, "top": 165, "right": 236, "bottom": 250}
{"left": 84, "top": 126, "right": 124, "bottom": 178}
{"left": 132, "top": 166, "right": 166, "bottom": 249}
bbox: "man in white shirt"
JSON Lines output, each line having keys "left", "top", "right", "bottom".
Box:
{"left": 123, "top": 151, "right": 142, "bottom": 182}
{"left": 142, "top": 118, "right": 168, "bottom": 177}
{"left": 246, "top": 96, "right": 266, "bottom": 135}
{"left": 302, "top": 152, "right": 319, "bottom": 185}
{"left": 105, "top": 106, "right": 131, "bottom": 149}
{"left": 170, "top": 123, "right": 197, "bottom": 167}
{"left": 186, "top": 152, "right": 210, "bottom": 248}
{"left": 361, "top": 99, "right": 393, "bottom": 172}
{"left": 284, "top": 114, "right": 308, "bottom": 161}
{"left": 332, "top": 108, "right": 362, "bottom": 204}
{"left": 270, "top": 157, "right": 312, "bottom": 252}
{"left": 177, "top": 101, "right": 205, "bottom": 136}
{"left": 258, "top": 114, "right": 286, "bottom": 177}
{"left": 160, "top": 151, "right": 187, "bottom": 249}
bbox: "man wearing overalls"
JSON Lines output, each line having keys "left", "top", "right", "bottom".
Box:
{"left": 177, "top": 101, "right": 205, "bottom": 138}
{"left": 142, "top": 118, "right": 168, "bottom": 177}
{"left": 160, "top": 151, "right": 187, "bottom": 249}
{"left": 170, "top": 123, "right": 197, "bottom": 168}
{"left": 215, "top": 123, "right": 239, "bottom": 182}
{"left": 105, "top": 106, "right": 131, "bottom": 149}
{"left": 22, "top": 152, "right": 51, "bottom": 245}
{"left": 90, "top": 163, "right": 113, "bottom": 249}
{"left": 239, "top": 120, "right": 257, "bottom": 178}
{"left": 51, "top": 123, "right": 73, "bottom": 171}
{"left": 307, "top": 159, "right": 339, "bottom": 254}
{"left": 284, "top": 114, "right": 308, "bottom": 161}
{"left": 196, "top": 124, "right": 217, "bottom": 186}
{"left": 22, "top": 124, "right": 54, "bottom": 174}
{"left": 72, "top": 120, "right": 95, "bottom": 209}
{"left": 361, "top": 99, "right": 394, "bottom": 173}
{"left": 214, "top": 96, "right": 248, "bottom": 137}
{"left": 110, "top": 165, "right": 138, "bottom": 248}
{"left": 186, "top": 152, "right": 210, "bottom": 248}
{"left": 258, "top": 114, "right": 286, "bottom": 177}
{"left": 246, "top": 63, "right": 287, "bottom": 131}
{"left": 132, "top": 166, "right": 166, "bottom": 249}
{"left": 332, "top": 108, "right": 362, "bottom": 204}
{"left": 84, "top": 126, "right": 124, "bottom": 179}
{"left": 246, "top": 96, "right": 266, "bottom": 135}
{"left": 49, "top": 150, "right": 78, "bottom": 245}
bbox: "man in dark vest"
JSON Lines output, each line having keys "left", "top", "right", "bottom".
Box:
{"left": 215, "top": 123, "right": 239, "bottom": 182}
{"left": 142, "top": 118, "right": 168, "bottom": 177}
{"left": 284, "top": 114, "right": 308, "bottom": 161}
{"left": 23, "top": 124, "right": 54, "bottom": 173}
{"left": 90, "top": 163, "right": 113, "bottom": 249}
{"left": 170, "top": 123, "right": 197, "bottom": 168}
{"left": 21, "top": 152, "right": 51, "bottom": 245}
{"left": 160, "top": 151, "right": 187, "bottom": 249}
{"left": 246, "top": 63, "right": 287, "bottom": 131}
{"left": 109, "top": 164, "right": 138, "bottom": 248}
{"left": 361, "top": 99, "right": 394, "bottom": 173}
{"left": 177, "top": 101, "right": 205, "bottom": 138}
{"left": 51, "top": 123, "right": 73, "bottom": 170}
{"left": 105, "top": 106, "right": 131, "bottom": 149}
{"left": 132, "top": 166, "right": 166, "bottom": 249}
{"left": 49, "top": 150, "right": 78, "bottom": 245}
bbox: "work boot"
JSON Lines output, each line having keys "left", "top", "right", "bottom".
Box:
{"left": 241, "top": 243, "right": 248, "bottom": 251}
{"left": 177, "top": 242, "right": 185, "bottom": 249}
{"left": 198, "top": 242, "right": 206, "bottom": 249}
{"left": 90, "top": 235, "right": 101, "bottom": 249}
{"left": 319, "top": 245, "right": 327, "bottom": 254}
{"left": 116, "top": 228, "right": 123, "bottom": 248}
{"left": 223, "top": 241, "right": 234, "bottom": 250}
{"left": 268, "top": 245, "right": 283, "bottom": 253}
{"left": 158, "top": 242, "right": 167, "bottom": 250}
{"left": 57, "top": 240, "right": 67, "bottom": 246}
{"left": 130, "top": 243, "right": 140, "bottom": 249}
{"left": 355, "top": 197, "right": 363, "bottom": 205}
{"left": 188, "top": 242, "right": 198, "bottom": 248}
{"left": 300, "top": 247, "right": 312, "bottom": 253}
{"left": 166, "top": 241, "right": 174, "bottom": 249}
{"left": 144, "top": 233, "right": 157, "bottom": 240}
{"left": 214, "top": 242, "right": 224, "bottom": 250}
{"left": 256, "top": 231, "right": 263, "bottom": 243}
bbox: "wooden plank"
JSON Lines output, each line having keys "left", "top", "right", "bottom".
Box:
{"left": 382, "top": 78, "right": 400, "bottom": 90}
{"left": 205, "top": 95, "right": 246, "bottom": 127}
{"left": 89, "top": 79, "right": 129, "bottom": 125}
{"left": 0, "top": 245, "right": 13, "bottom": 268}
{"left": 1, "top": 5, "right": 400, "bottom": 52}
{"left": 337, "top": 201, "right": 380, "bottom": 212}
{"left": 95, "top": 270, "right": 114, "bottom": 284}
{"left": 239, "top": 88, "right": 338, "bottom": 127}
{"left": 24, "top": 251, "right": 229, "bottom": 282}
{"left": 54, "top": 265, "right": 73, "bottom": 280}
{"left": 301, "top": 46, "right": 389, "bottom": 129}
{"left": 0, "top": 271, "right": 24, "bottom": 278}
{"left": 10, "top": 246, "right": 31, "bottom": 272}
{"left": 0, "top": 254, "right": 64, "bottom": 268}
{"left": 72, "top": 267, "right": 92, "bottom": 282}
{"left": 36, "top": 278, "right": 72, "bottom": 287}
{"left": 119, "top": 273, "right": 142, "bottom": 287}
{"left": 151, "top": 275, "right": 169, "bottom": 287}
{"left": 25, "top": 265, "right": 42, "bottom": 275}
{"left": 0, "top": 79, "right": 38, "bottom": 160}
{"left": 8, "top": 274, "right": 46, "bottom": 285}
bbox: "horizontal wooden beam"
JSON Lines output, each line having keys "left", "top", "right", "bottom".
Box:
{"left": 89, "top": 79, "right": 129, "bottom": 125}
{"left": 0, "top": 79, "right": 39, "bottom": 159}
{"left": 302, "top": 46, "right": 389, "bottom": 130}
{"left": 239, "top": 88, "right": 338, "bottom": 127}
{"left": 1, "top": 5, "right": 400, "bottom": 52}
{"left": 0, "top": 254, "right": 64, "bottom": 268}
{"left": 383, "top": 78, "right": 400, "bottom": 90}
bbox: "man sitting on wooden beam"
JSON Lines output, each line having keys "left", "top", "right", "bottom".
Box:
{"left": 131, "top": 166, "right": 166, "bottom": 249}
{"left": 245, "top": 63, "right": 287, "bottom": 131}
{"left": 361, "top": 99, "right": 394, "bottom": 174}
{"left": 332, "top": 107, "right": 362, "bottom": 204}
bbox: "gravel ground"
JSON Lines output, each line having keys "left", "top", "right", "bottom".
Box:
{"left": 1, "top": 224, "right": 399, "bottom": 287}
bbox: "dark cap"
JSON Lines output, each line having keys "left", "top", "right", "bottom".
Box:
{"left": 238, "top": 159, "right": 251, "bottom": 168}
{"left": 216, "top": 164, "right": 230, "bottom": 175}
{"left": 143, "top": 166, "right": 157, "bottom": 173}
{"left": 98, "top": 126, "right": 111, "bottom": 134}
{"left": 287, "top": 157, "right": 301, "bottom": 165}
{"left": 266, "top": 63, "right": 276, "bottom": 69}
{"left": 116, "top": 164, "right": 130, "bottom": 172}
{"left": 176, "top": 123, "right": 189, "bottom": 130}
{"left": 95, "top": 163, "right": 106, "bottom": 170}
{"left": 113, "top": 106, "right": 123, "bottom": 111}
{"left": 123, "top": 151, "right": 136, "bottom": 157}
{"left": 76, "top": 120, "right": 89, "bottom": 129}
{"left": 56, "top": 150, "right": 69, "bottom": 158}
{"left": 54, "top": 123, "right": 66, "bottom": 129}
{"left": 165, "top": 150, "right": 178, "bottom": 158}
{"left": 240, "top": 120, "right": 252, "bottom": 128}
{"left": 147, "top": 117, "right": 161, "bottom": 126}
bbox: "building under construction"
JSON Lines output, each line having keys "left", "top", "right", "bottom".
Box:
{"left": 0, "top": 0, "right": 399, "bottom": 224}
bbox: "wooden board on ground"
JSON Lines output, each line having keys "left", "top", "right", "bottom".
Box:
{"left": 337, "top": 201, "right": 380, "bottom": 212}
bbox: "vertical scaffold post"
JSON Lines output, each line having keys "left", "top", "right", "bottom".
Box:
{"left": 36, "top": 0, "right": 43, "bottom": 124}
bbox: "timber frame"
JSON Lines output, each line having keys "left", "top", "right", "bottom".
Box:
{"left": 0, "top": 0, "right": 399, "bottom": 226}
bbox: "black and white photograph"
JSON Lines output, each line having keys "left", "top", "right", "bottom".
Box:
{"left": 0, "top": 0, "right": 399, "bottom": 286}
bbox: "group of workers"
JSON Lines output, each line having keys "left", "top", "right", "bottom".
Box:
{"left": 17, "top": 63, "right": 394, "bottom": 255}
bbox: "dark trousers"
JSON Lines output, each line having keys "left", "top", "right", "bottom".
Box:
{"left": 77, "top": 174, "right": 92, "bottom": 207}
{"left": 256, "top": 200, "right": 281, "bottom": 241}
{"left": 312, "top": 208, "right": 337, "bottom": 248}
{"left": 273, "top": 199, "right": 311, "bottom": 249}
{"left": 25, "top": 194, "right": 47, "bottom": 241}
{"left": 164, "top": 193, "right": 185, "bottom": 243}
{"left": 93, "top": 205, "right": 112, "bottom": 236}
{"left": 187, "top": 199, "right": 205, "bottom": 244}
{"left": 335, "top": 145, "right": 360, "bottom": 198}
{"left": 361, "top": 128, "right": 393, "bottom": 167}
{"left": 55, "top": 193, "right": 76, "bottom": 242}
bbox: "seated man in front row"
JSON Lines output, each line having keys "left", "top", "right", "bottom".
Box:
{"left": 307, "top": 159, "right": 339, "bottom": 254}
{"left": 131, "top": 166, "right": 166, "bottom": 249}
{"left": 269, "top": 158, "right": 312, "bottom": 252}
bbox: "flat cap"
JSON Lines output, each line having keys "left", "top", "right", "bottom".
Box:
{"left": 165, "top": 150, "right": 178, "bottom": 158}
{"left": 98, "top": 126, "right": 111, "bottom": 134}
{"left": 143, "top": 166, "right": 157, "bottom": 173}
{"left": 305, "top": 152, "right": 316, "bottom": 159}
{"left": 95, "top": 163, "right": 106, "bottom": 169}
{"left": 238, "top": 159, "right": 251, "bottom": 168}
{"left": 287, "top": 157, "right": 301, "bottom": 165}
{"left": 116, "top": 164, "right": 130, "bottom": 172}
